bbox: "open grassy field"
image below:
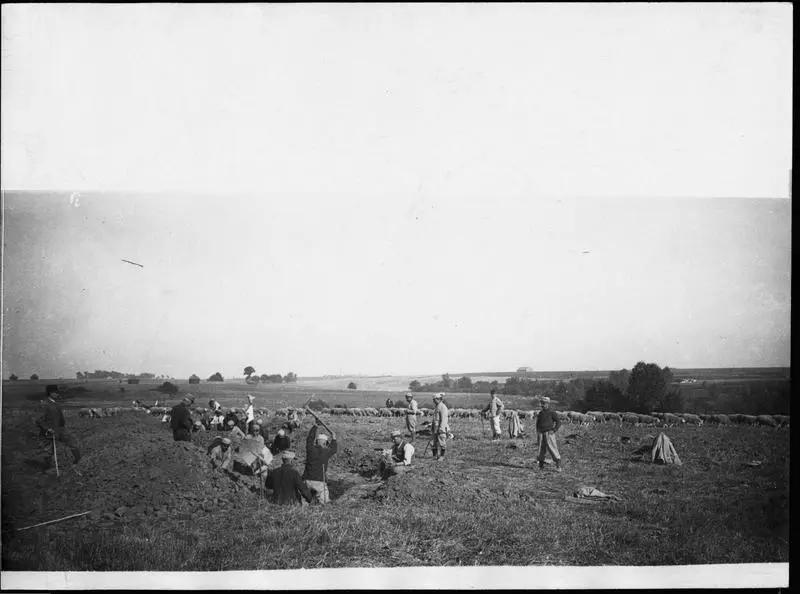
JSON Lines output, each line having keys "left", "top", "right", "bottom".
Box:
{"left": 1, "top": 378, "right": 789, "bottom": 575}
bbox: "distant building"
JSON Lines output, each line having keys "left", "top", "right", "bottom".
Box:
{"left": 516, "top": 366, "right": 534, "bottom": 377}
{"left": 127, "top": 378, "right": 140, "bottom": 384}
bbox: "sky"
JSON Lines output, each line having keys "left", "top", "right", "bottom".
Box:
{"left": 1, "top": 4, "right": 793, "bottom": 379}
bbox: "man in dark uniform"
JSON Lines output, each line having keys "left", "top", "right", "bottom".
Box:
{"left": 37, "top": 386, "right": 81, "bottom": 465}
{"left": 270, "top": 429, "right": 291, "bottom": 455}
{"left": 170, "top": 395, "right": 194, "bottom": 442}
{"left": 265, "top": 451, "right": 313, "bottom": 505}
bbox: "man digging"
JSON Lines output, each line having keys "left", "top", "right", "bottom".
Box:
{"left": 302, "top": 414, "right": 337, "bottom": 504}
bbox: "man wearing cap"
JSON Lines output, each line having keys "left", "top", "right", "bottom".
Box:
{"left": 209, "top": 437, "right": 233, "bottom": 471}
{"left": 36, "top": 386, "right": 81, "bottom": 465}
{"left": 265, "top": 451, "right": 313, "bottom": 506}
{"left": 482, "top": 389, "right": 505, "bottom": 440}
{"left": 244, "top": 394, "right": 256, "bottom": 434}
{"left": 380, "top": 430, "right": 415, "bottom": 478}
{"left": 535, "top": 397, "right": 562, "bottom": 472}
{"left": 270, "top": 429, "right": 291, "bottom": 455}
{"left": 404, "top": 393, "right": 419, "bottom": 441}
{"left": 192, "top": 420, "right": 206, "bottom": 432}
{"left": 208, "top": 399, "right": 222, "bottom": 413}
{"left": 303, "top": 422, "right": 337, "bottom": 504}
{"left": 170, "top": 395, "right": 195, "bottom": 442}
{"left": 431, "top": 393, "right": 450, "bottom": 461}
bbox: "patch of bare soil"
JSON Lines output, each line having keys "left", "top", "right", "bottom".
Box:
{"left": 1, "top": 412, "right": 258, "bottom": 538}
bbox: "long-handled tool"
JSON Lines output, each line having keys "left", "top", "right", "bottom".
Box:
{"left": 304, "top": 406, "right": 334, "bottom": 436}
{"left": 52, "top": 433, "right": 60, "bottom": 477}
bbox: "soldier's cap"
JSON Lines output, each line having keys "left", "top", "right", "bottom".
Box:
{"left": 391, "top": 430, "right": 402, "bottom": 438}
{"left": 194, "top": 420, "right": 201, "bottom": 426}
{"left": 277, "top": 429, "right": 286, "bottom": 436}
{"left": 405, "top": 392, "right": 413, "bottom": 398}
{"left": 433, "top": 393, "right": 444, "bottom": 400}
{"left": 540, "top": 397, "right": 551, "bottom": 404}
{"left": 317, "top": 433, "right": 329, "bottom": 443}
{"left": 221, "top": 438, "right": 232, "bottom": 445}
{"left": 256, "top": 418, "right": 263, "bottom": 425}
{"left": 46, "top": 384, "right": 59, "bottom": 395}
{"left": 281, "top": 450, "right": 296, "bottom": 460}
{"left": 227, "top": 420, "right": 235, "bottom": 426}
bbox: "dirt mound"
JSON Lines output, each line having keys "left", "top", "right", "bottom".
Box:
{"left": 1, "top": 412, "right": 259, "bottom": 534}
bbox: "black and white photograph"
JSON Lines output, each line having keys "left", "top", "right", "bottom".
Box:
{"left": 0, "top": 3, "right": 791, "bottom": 590}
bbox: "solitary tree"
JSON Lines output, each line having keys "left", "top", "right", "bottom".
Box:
{"left": 626, "top": 362, "right": 671, "bottom": 413}
{"left": 347, "top": 382, "right": 358, "bottom": 390}
{"left": 208, "top": 372, "right": 224, "bottom": 382}
{"left": 30, "top": 373, "right": 39, "bottom": 380}
{"left": 188, "top": 374, "right": 201, "bottom": 384}
{"left": 9, "top": 374, "right": 18, "bottom": 381}
{"left": 244, "top": 366, "right": 256, "bottom": 378}
{"left": 408, "top": 379, "right": 422, "bottom": 392}
{"left": 284, "top": 372, "right": 298, "bottom": 383}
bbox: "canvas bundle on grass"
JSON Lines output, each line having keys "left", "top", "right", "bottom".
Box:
{"left": 507, "top": 410, "right": 524, "bottom": 438}
{"left": 648, "top": 432, "right": 682, "bottom": 465}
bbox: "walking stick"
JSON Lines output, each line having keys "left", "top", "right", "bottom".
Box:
{"left": 52, "top": 433, "right": 60, "bottom": 477}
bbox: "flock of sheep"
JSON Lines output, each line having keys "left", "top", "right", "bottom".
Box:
{"left": 77, "top": 403, "right": 789, "bottom": 430}
{"left": 319, "top": 406, "right": 789, "bottom": 428}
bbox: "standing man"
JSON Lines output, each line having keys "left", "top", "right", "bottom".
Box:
{"left": 535, "top": 396, "right": 562, "bottom": 472}
{"left": 244, "top": 395, "right": 256, "bottom": 434}
{"left": 431, "top": 393, "right": 450, "bottom": 461}
{"left": 36, "top": 386, "right": 81, "bottom": 466}
{"left": 303, "top": 421, "right": 338, "bottom": 504}
{"left": 265, "top": 451, "right": 314, "bottom": 506}
{"left": 385, "top": 397, "right": 394, "bottom": 409}
{"left": 482, "top": 389, "right": 505, "bottom": 440}
{"left": 170, "top": 395, "right": 194, "bottom": 442}
{"left": 404, "top": 392, "right": 419, "bottom": 441}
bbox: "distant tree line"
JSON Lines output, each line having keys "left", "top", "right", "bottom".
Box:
{"left": 76, "top": 370, "right": 157, "bottom": 380}
{"left": 408, "top": 362, "right": 789, "bottom": 415}
{"left": 240, "top": 366, "right": 298, "bottom": 385}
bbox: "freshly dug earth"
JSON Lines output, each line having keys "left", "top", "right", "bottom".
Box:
{"left": 1, "top": 412, "right": 261, "bottom": 538}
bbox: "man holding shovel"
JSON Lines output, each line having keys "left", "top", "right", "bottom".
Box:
{"left": 36, "top": 386, "right": 81, "bottom": 469}
{"left": 302, "top": 407, "right": 338, "bottom": 504}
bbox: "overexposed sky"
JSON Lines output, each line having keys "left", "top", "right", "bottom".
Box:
{"left": 1, "top": 4, "right": 792, "bottom": 378}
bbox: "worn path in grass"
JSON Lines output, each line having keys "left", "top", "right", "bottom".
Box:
{"left": 1, "top": 393, "right": 789, "bottom": 569}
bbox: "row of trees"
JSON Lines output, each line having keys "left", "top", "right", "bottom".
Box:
{"left": 408, "top": 374, "right": 502, "bottom": 394}
{"left": 75, "top": 370, "right": 158, "bottom": 380}
{"left": 407, "top": 363, "right": 683, "bottom": 413}
{"left": 242, "top": 367, "right": 298, "bottom": 385}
